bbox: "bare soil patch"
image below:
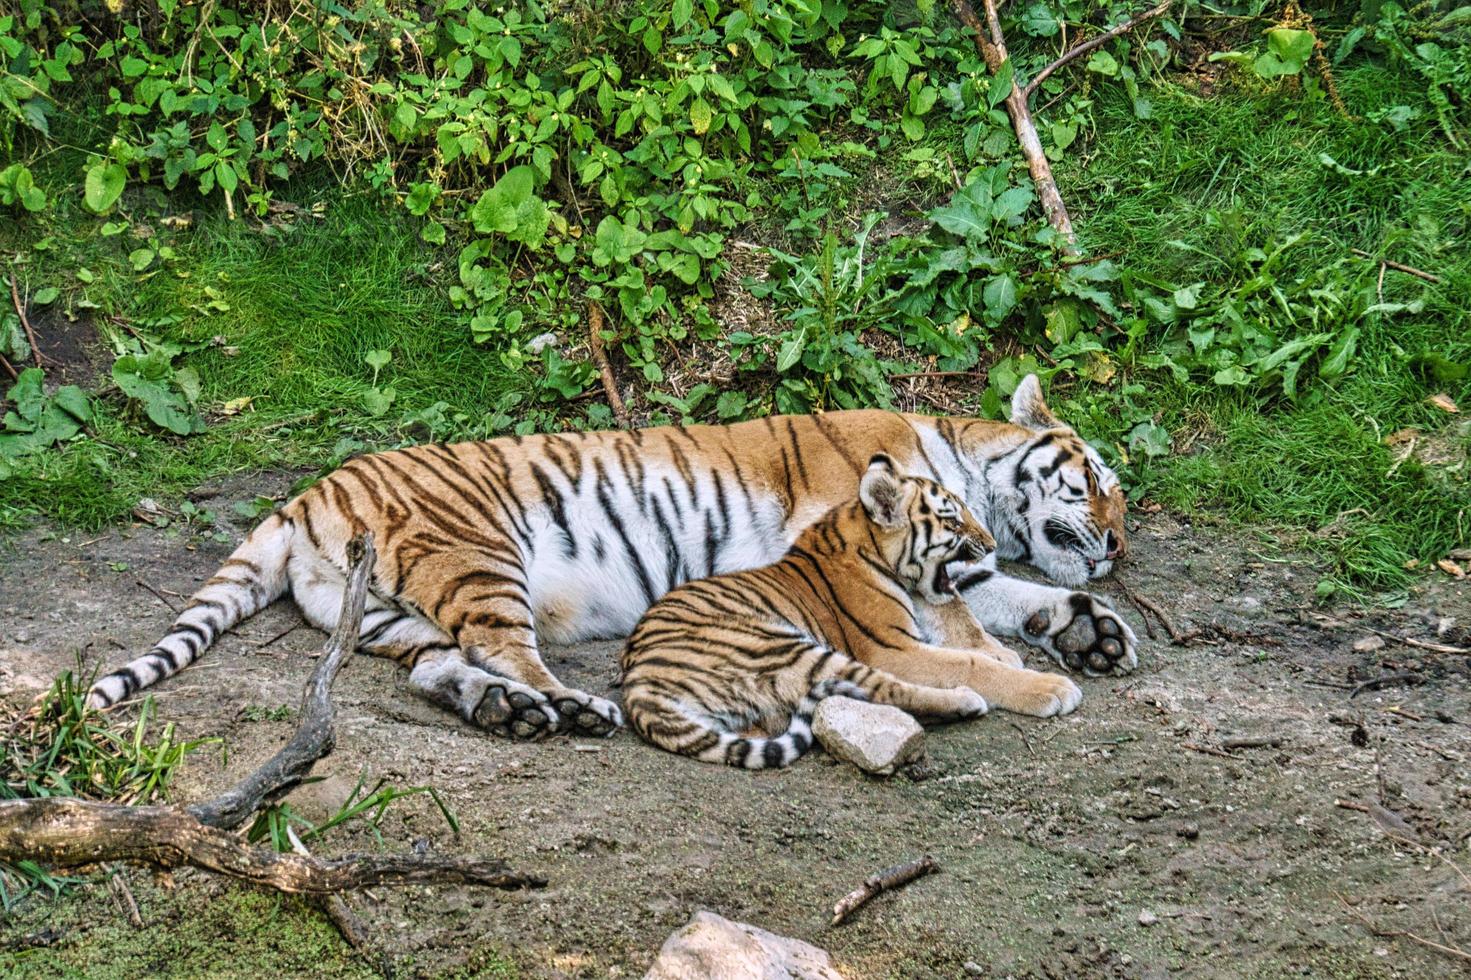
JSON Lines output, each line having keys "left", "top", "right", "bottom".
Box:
{"left": 1, "top": 473, "right": 1468, "bottom": 978}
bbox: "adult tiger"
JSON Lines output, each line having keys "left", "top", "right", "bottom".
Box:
{"left": 88, "top": 375, "right": 1135, "bottom": 739}
{"left": 622, "top": 454, "right": 1082, "bottom": 769}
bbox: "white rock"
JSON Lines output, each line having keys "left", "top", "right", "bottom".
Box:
{"left": 645, "top": 911, "right": 845, "bottom": 980}
{"left": 1352, "top": 635, "right": 1386, "bottom": 653}
{"left": 524, "top": 331, "right": 559, "bottom": 354}
{"left": 812, "top": 696, "right": 924, "bottom": 776}
{"left": 1137, "top": 909, "right": 1159, "bottom": 927}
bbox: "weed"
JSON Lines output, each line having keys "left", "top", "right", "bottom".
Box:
{"left": 247, "top": 773, "right": 460, "bottom": 854}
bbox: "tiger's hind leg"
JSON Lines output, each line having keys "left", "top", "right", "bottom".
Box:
{"left": 289, "top": 563, "right": 560, "bottom": 739}
{"left": 387, "top": 553, "right": 623, "bottom": 738}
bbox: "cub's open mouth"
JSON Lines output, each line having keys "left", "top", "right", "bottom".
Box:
{"left": 932, "top": 563, "right": 953, "bottom": 594}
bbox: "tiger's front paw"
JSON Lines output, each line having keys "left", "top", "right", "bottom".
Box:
{"left": 549, "top": 688, "right": 624, "bottom": 738}
{"left": 1022, "top": 592, "right": 1137, "bottom": 677}
{"left": 998, "top": 671, "right": 1083, "bottom": 718}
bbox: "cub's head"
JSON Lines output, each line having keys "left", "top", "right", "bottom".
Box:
{"left": 859, "top": 454, "right": 995, "bottom": 603}
{"left": 997, "top": 375, "right": 1127, "bottom": 587}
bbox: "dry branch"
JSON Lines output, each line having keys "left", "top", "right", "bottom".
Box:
{"left": 587, "top": 301, "right": 630, "bottom": 428}
{"left": 1023, "top": 2, "right": 1174, "bottom": 102}
{"left": 952, "top": 0, "right": 1077, "bottom": 251}
{"left": 831, "top": 854, "right": 939, "bottom": 926}
{"left": 1349, "top": 249, "right": 1441, "bottom": 284}
{"left": 189, "top": 534, "right": 375, "bottom": 830}
{"left": 1311, "top": 614, "right": 1470, "bottom": 656}
{"left": 0, "top": 350, "right": 17, "bottom": 382}
{"left": 0, "top": 798, "right": 545, "bottom": 894}
{"left": 1, "top": 532, "right": 547, "bottom": 910}
{"left": 8, "top": 274, "right": 45, "bottom": 368}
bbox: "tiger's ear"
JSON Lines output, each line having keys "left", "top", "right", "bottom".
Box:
{"left": 860, "top": 455, "right": 904, "bottom": 528}
{"left": 1009, "top": 374, "right": 1062, "bottom": 432}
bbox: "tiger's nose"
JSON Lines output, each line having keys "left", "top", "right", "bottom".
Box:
{"left": 1104, "top": 529, "right": 1124, "bottom": 560}
{"left": 964, "top": 535, "right": 994, "bottom": 561}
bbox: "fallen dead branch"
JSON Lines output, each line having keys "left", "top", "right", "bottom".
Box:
{"left": 0, "top": 534, "right": 546, "bottom": 920}
{"left": 1349, "top": 249, "right": 1442, "bottom": 284}
{"left": 587, "top": 301, "right": 630, "bottom": 428}
{"left": 1023, "top": 1, "right": 1174, "bottom": 102}
{"left": 107, "top": 867, "right": 143, "bottom": 928}
{"left": 1113, "top": 576, "right": 1191, "bottom": 645}
{"left": 0, "top": 350, "right": 16, "bottom": 381}
{"left": 1349, "top": 671, "right": 1423, "bottom": 700}
{"left": 1219, "top": 736, "right": 1283, "bottom": 750}
{"left": 1311, "top": 614, "right": 1470, "bottom": 656}
{"left": 952, "top": 0, "right": 1076, "bottom": 250}
{"left": 1181, "top": 741, "right": 1238, "bottom": 759}
{"left": 1337, "top": 892, "right": 1471, "bottom": 964}
{"left": 831, "top": 854, "right": 939, "bottom": 926}
{"left": 0, "top": 798, "right": 545, "bottom": 894}
{"left": 952, "top": 0, "right": 1175, "bottom": 252}
{"left": 8, "top": 273, "right": 45, "bottom": 368}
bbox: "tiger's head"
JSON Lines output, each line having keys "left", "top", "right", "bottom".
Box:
{"left": 859, "top": 454, "right": 996, "bottom": 603}
{"left": 988, "top": 375, "right": 1127, "bottom": 587}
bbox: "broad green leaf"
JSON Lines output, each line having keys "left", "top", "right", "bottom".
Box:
{"left": 988, "top": 59, "right": 1014, "bottom": 108}
{"left": 990, "top": 185, "right": 1032, "bottom": 222}
{"left": 1086, "top": 50, "right": 1119, "bottom": 76}
{"left": 929, "top": 181, "right": 995, "bottom": 239}
{"left": 84, "top": 161, "right": 127, "bottom": 214}
{"left": 985, "top": 275, "right": 1019, "bottom": 321}
{"left": 776, "top": 328, "right": 806, "bottom": 373}
{"left": 365, "top": 349, "right": 392, "bottom": 372}
{"left": 690, "top": 98, "right": 712, "bottom": 135}
{"left": 31, "top": 286, "right": 58, "bottom": 306}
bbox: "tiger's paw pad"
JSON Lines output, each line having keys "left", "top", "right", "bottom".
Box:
{"left": 472, "top": 682, "right": 559, "bottom": 740}
{"left": 550, "top": 690, "right": 624, "bottom": 738}
{"left": 1024, "top": 592, "right": 1138, "bottom": 677}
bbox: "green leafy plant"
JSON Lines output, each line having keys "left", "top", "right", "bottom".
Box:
{"left": 0, "top": 367, "right": 91, "bottom": 458}
{"left": 112, "top": 344, "right": 205, "bottom": 435}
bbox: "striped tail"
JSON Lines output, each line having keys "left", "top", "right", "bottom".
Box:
{"left": 87, "top": 512, "right": 294, "bottom": 710}
{"left": 690, "top": 679, "right": 868, "bottom": 770}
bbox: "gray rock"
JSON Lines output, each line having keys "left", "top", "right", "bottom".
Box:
{"left": 1137, "top": 909, "right": 1159, "bottom": 927}
{"left": 645, "top": 911, "right": 845, "bottom": 980}
{"left": 812, "top": 696, "right": 924, "bottom": 776}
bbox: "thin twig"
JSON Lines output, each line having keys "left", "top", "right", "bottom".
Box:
{"left": 107, "top": 867, "right": 144, "bottom": 928}
{"left": 888, "top": 370, "right": 989, "bottom": 381}
{"left": 1349, "top": 671, "right": 1422, "bottom": 699}
{"left": 0, "top": 350, "right": 16, "bottom": 381}
{"left": 586, "top": 301, "right": 630, "bottom": 429}
{"left": 1349, "top": 249, "right": 1441, "bottom": 284}
{"left": 1311, "top": 614, "right": 1470, "bottom": 655}
{"left": 8, "top": 274, "right": 45, "bottom": 368}
{"left": 831, "top": 855, "right": 939, "bottom": 926}
{"left": 1114, "top": 576, "right": 1190, "bottom": 644}
{"left": 1182, "top": 741, "right": 1236, "bottom": 759}
{"left": 1010, "top": 721, "right": 1036, "bottom": 757}
{"left": 1023, "top": 1, "right": 1174, "bottom": 102}
{"left": 136, "top": 579, "right": 183, "bottom": 615}
{"left": 1220, "top": 736, "right": 1283, "bottom": 750}
{"left": 1337, "top": 893, "right": 1471, "bottom": 964}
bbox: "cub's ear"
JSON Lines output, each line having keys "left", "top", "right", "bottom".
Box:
{"left": 1008, "top": 374, "right": 1062, "bottom": 432}
{"left": 860, "top": 456, "right": 904, "bottom": 528}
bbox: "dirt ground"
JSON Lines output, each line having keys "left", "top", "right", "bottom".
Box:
{"left": 1, "top": 472, "right": 1469, "bottom": 979}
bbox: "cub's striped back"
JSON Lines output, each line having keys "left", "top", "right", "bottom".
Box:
{"left": 620, "top": 455, "right": 994, "bottom": 768}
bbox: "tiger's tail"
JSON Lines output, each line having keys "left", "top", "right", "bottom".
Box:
{"left": 87, "top": 512, "right": 295, "bottom": 710}
{"left": 633, "top": 678, "right": 868, "bottom": 770}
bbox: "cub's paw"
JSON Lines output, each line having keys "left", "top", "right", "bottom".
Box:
{"left": 952, "top": 687, "right": 989, "bottom": 719}
{"left": 980, "top": 643, "right": 1026, "bottom": 669}
{"left": 1022, "top": 592, "right": 1137, "bottom": 677}
{"left": 471, "top": 679, "right": 561, "bottom": 740}
{"left": 548, "top": 688, "right": 624, "bottom": 738}
{"left": 1004, "top": 671, "right": 1083, "bottom": 718}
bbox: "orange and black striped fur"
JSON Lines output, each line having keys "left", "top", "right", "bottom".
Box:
{"left": 88, "top": 375, "right": 1133, "bottom": 739}
{"left": 621, "top": 455, "right": 1083, "bottom": 768}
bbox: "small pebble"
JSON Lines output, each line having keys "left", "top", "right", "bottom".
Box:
{"left": 1352, "top": 635, "right": 1385, "bottom": 653}
{"left": 963, "top": 962, "right": 984, "bottom": 977}
{"left": 1137, "top": 910, "right": 1159, "bottom": 927}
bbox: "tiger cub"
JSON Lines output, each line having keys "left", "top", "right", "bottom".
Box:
{"left": 620, "top": 454, "right": 1083, "bottom": 769}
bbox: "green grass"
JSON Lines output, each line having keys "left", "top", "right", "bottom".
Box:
{"left": 1055, "top": 63, "right": 1471, "bottom": 591}
{"left": 1, "top": 184, "right": 525, "bottom": 528}
{"left": 2, "top": 60, "right": 1467, "bottom": 591}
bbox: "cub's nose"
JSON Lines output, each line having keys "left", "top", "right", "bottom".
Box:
{"left": 1104, "top": 529, "right": 1124, "bottom": 560}
{"left": 963, "top": 534, "right": 993, "bottom": 561}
